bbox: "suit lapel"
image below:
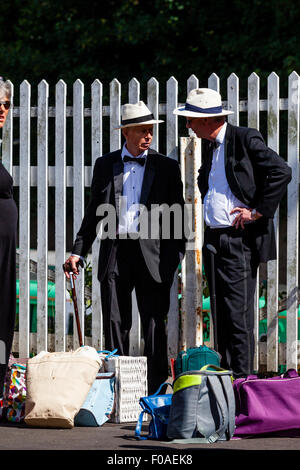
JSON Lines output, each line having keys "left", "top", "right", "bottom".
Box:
{"left": 140, "top": 150, "right": 156, "bottom": 206}
{"left": 224, "top": 122, "right": 235, "bottom": 172}
{"left": 112, "top": 151, "right": 124, "bottom": 219}
{"left": 202, "top": 140, "right": 213, "bottom": 182}
{"left": 224, "top": 123, "right": 245, "bottom": 201}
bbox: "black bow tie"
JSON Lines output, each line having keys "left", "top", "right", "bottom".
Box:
{"left": 123, "top": 155, "right": 146, "bottom": 166}
{"left": 210, "top": 140, "right": 221, "bottom": 150}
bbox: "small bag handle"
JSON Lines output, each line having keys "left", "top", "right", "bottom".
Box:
{"left": 200, "top": 364, "right": 232, "bottom": 375}
{"left": 283, "top": 369, "right": 299, "bottom": 378}
{"left": 151, "top": 381, "right": 173, "bottom": 396}
{"left": 97, "top": 349, "right": 119, "bottom": 361}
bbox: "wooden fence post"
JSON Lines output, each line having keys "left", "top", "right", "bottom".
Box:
{"left": 91, "top": 79, "right": 103, "bottom": 351}
{"left": 37, "top": 79, "right": 49, "bottom": 353}
{"left": 55, "top": 80, "right": 67, "bottom": 352}
{"left": 19, "top": 80, "right": 31, "bottom": 358}
{"left": 266, "top": 72, "right": 280, "bottom": 372}
{"left": 180, "top": 137, "right": 203, "bottom": 350}
{"left": 286, "top": 71, "right": 300, "bottom": 370}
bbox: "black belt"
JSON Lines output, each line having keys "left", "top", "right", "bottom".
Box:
{"left": 116, "top": 233, "right": 140, "bottom": 240}
{"left": 206, "top": 225, "right": 246, "bottom": 235}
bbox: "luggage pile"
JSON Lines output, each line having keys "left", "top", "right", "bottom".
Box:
{"left": 135, "top": 243, "right": 300, "bottom": 442}
{"left": 136, "top": 343, "right": 300, "bottom": 442}
{"left": 0, "top": 347, "right": 147, "bottom": 429}
{"left": 2, "top": 270, "right": 300, "bottom": 438}
{"left": 0, "top": 273, "right": 148, "bottom": 429}
{"left": 136, "top": 345, "right": 236, "bottom": 443}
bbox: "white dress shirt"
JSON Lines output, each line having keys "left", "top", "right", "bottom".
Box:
{"left": 203, "top": 122, "right": 249, "bottom": 228}
{"left": 118, "top": 144, "right": 147, "bottom": 235}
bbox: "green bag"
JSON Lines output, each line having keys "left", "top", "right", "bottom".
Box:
{"left": 174, "top": 345, "right": 221, "bottom": 378}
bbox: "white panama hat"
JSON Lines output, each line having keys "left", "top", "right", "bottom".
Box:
{"left": 114, "top": 101, "right": 164, "bottom": 129}
{"left": 173, "top": 88, "right": 234, "bottom": 118}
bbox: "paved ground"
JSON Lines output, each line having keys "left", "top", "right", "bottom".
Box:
{"left": 1, "top": 421, "right": 300, "bottom": 460}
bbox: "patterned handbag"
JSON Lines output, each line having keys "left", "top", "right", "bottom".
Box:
{"left": 0, "top": 357, "right": 27, "bottom": 423}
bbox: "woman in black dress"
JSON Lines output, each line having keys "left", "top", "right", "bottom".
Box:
{"left": 0, "top": 79, "right": 18, "bottom": 395}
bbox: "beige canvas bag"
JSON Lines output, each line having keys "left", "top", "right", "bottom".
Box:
{"left": 25, "top": 346, "right": 102, "bottom": 428}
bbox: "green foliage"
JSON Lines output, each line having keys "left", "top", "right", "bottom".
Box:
{"left": 1, "top": 0, "right": 300, "bottom": 94}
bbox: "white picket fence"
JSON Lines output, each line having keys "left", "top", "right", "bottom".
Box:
{"left": 1, "top": 72, "right": 299, "bottom": 372}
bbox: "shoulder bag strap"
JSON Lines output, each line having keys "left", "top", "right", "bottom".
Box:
{"left": 135, "top": 410, "right": 148, "bottom": 440}
{"left": 219, "top": 374, "right": 236, "bottom": 439}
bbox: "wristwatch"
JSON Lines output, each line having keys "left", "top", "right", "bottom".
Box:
{"left": 251, "top": 209, "right": 260, "bottom": 221}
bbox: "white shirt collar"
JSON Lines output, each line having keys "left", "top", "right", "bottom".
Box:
{"left": 215, "top": 121, "right": 227, "bottom": 146}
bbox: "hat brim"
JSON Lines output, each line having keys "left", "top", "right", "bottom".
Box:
{"left": 114, "top": 119, "right": 164, "bottom": 130}
{"left": 173, "top": 106, "right": 234, "bottom": 118}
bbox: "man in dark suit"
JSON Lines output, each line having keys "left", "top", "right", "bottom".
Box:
{"left": 174, "top": 88, "right": 291, "bottom": 378}
{"left": 64, "top": 101, "right": 186, "bottom": 393}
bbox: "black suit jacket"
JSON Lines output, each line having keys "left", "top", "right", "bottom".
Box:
{"left": 72, "top": 148, "right": 186, "bottom": 283}
{"left": 198, "top": 123, "right": 292, "bottom": 262}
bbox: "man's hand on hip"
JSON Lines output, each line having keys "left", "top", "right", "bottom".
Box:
{"left": 230, "top": 207, "right": 262, "bottom": 229}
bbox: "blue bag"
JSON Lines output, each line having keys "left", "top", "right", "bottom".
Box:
{"left": 74, "top": 349, "right": 118, "bottom": 427}
{"left": 74, "top": 372, "right": 115, "bottom": 427}
{"left": 135, "top": 382, "right": 172, "bottom": 440}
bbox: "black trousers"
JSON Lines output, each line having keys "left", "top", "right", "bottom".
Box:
{"left": 100, "top": 239, "right": 171, "bottom": 394}
{"left": 203, "top": 226, "right": 260, "bottom": 378}
{"left": 0, "top": 197, "right": 17, "bottom": 395}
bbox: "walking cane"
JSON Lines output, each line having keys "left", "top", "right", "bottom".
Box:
{"left": 206, "top": 244, "right": 218, "bottom": 352}
{"left": 69, "top": 272, "right": 84, "bottom": 347}
{"left": 63, "top": 262, "right": 84, "bottom": 347}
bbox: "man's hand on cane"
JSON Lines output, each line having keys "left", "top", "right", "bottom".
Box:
{"left": 63, "top": 255, "right": 84, "bottom": 279}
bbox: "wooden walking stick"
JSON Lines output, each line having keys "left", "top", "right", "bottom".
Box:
{"left": 69, "top": 272, "right": 84, "bottom": 347}
{"left": 206, "top": 244, "right": 218, "bottom": 352}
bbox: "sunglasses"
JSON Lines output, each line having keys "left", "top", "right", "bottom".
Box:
{"left": 0, "top": 101, "right": 11, "bottom": 110}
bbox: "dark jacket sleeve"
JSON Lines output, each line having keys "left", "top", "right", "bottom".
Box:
{"left": 246, "top": 129, "right": 292, "bottom": 218}
{"left": 198, "top": 128, "right": 292, "bottom": 219}
{"left": 71, "top": 157, "right": 107, "bottom": 257}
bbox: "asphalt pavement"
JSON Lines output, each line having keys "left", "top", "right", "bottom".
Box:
{"left": 1, "top": 420, "right": 300, "bottom": 462}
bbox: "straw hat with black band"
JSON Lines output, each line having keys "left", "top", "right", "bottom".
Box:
{"left": 114, "top": 101, "right": 164, "bottom": 129}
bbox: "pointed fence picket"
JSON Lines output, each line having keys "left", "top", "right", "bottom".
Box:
{"left": 91, "top": 79, "right": 103, "bottom": 351}
{"left": 18, "top": 80, "right": 31, "bottom": 358}
{"left": 37, "top": 79, "right": 49, "bottom": 353}
{"left": 286, "top": 72, "right": 300, "bottom": 370}
{"left": 1, "top": 73, "right": 298, "bottom": 373}
{"left": 266, "top": 72, "right": 280, "bottom": 372}
{"left": 55, "top": 80, "right": 67, "bottom": 353}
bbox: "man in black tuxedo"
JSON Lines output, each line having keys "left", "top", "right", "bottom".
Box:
{"left": 64, "top": 101, "right": 186, "bottom": 393}
{"left": 174, "top": 88, "right": 291, "bottom": 378}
